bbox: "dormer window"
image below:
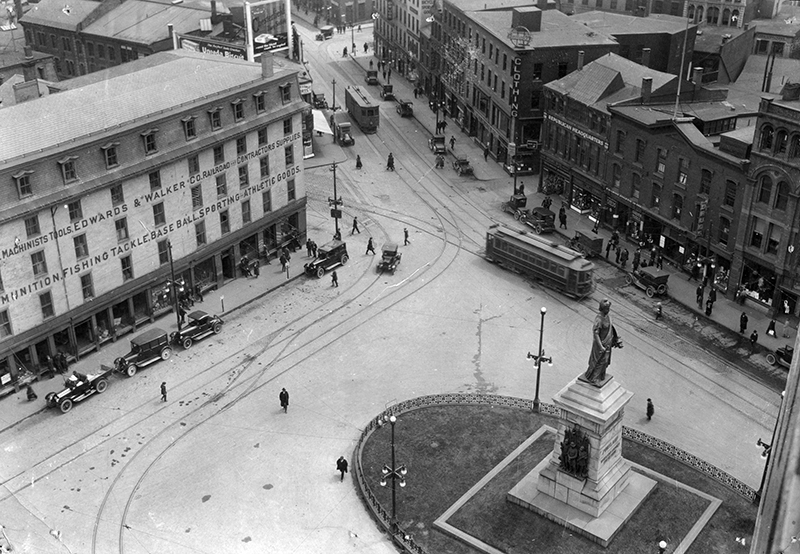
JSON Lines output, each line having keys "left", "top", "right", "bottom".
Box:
{"left": 141, "top": 128, "right": 159, "bottom": 155}
{"left": 101, "top": 141, "right": 120, "bottom": 169}
{"left": 58, "top": 155, "right": 79, "bottom": 184}
{"left": 208, "top": 107, "right": 223, "bottom": 130}
{"left": 280, "top": 83, "right": 291, "bottom": 104}
{"left": 253, "top": 91, "right": 266, "bottom": 112}
{"left": 182, "top": 115, "right": 198, "bottom": 141}
{"left": 12, "top": 169, "right": 34, "bottom": 198}
{"left": 232, "top": 99, "right": 245, "bottom": 121}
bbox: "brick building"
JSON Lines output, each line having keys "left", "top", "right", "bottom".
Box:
{"left": 0, "top": 50, "right": 307, "bottom": 391}
{"left": 423, "top": 3, "right": 618, "bottom": 174}
{"left": 541, "top": 53, "right": 677, "bottom": 221}
{"left": 731, "top": 93, "right": 800, "bottom": 316}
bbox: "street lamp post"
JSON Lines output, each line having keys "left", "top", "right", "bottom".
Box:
{"left": 379, "top": 414, "right": 407, "bottom": 535}
{"left": 328, "top": 162, "right": 343, "bottom": 240}
{"left": 527, "top": 307, "right": 553, "bottom": 412}
{"left": 166, "top": 240, "right": 183, "bottom": 331}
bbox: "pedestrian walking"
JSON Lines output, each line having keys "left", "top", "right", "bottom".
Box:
{"left": 646, "top": 398, "right": 654, "bottom": 420}
{"left": 611, "top": 229, "right": 620, "bottom": 250}
{"left": 767, "top": 319, "right": 777, "bottom": 337}
{"left": 387, "top": 68, "right": 392, "bottom": 82}
{"left": 696, "top": 284, "right": 704, "bottom": 309}
{"left": 311, "top": 241, "right": 318, "bottom": 257}
{"left": 689, "top": 263, "right": 699, "bottom": 282}
{"left": 449, "top": 135, "right": 456, "bottom": 150}
{"left": 708, "top": 287, "right": 717, "bottom": 304}
{"left": 655, "top": 302, "right": 662, "bottom": 320}
{"left": 404, "top": 227, "right": 410, "bottom": 245}
{"left": 386, "top": 153, "right": 395, "bottom": 171}
{"left": 413, "top": 88, "right": 418, "bottom": 99}
{"left": 382, "top": 70, "right": 386, "bottom": 80}
{"left": 306, "top": 239, "right": 313, "bottom": 257}
{"left": 656, "top": 252, "right": 664, "bottom": 270}
{"left": 351, "top": 216, "right": 361, "bottom": 235}
{"left": 605, "top": 241, "right": 612, "bottom": 259}
{"left": 331, "top": 270, "right": 339, "bottom": 287}
{"left": 251, "top": 259, "right": 260, "bottom": 277}
{"left": 619, "top": 248, "right": 629, "bottom": 269}
{"left": 369, "top": 59, "right": 374, "bottom": 69}
{"left": 740, "top": 311, "right": 749, "bottom": 334}
{"left": 632, "top": 248, "right": 641, "bottom": 273}
{"left": 279, "top": 253, "right": 288, "bottom": 271}
{"left": 161, "top": 382, "right": 167, "bottom": 402}
{"left": 558, "top": 206, "right": 567, "bottom": 229}
{"left": 366, "top": 237, "right": 376, "bottom": 255}
{"left": 705, "top": 298, "right": 714, "bottom": 316}
{"left": 355, "top": 155, "right": 362, "bottom": 169}
{"left": 484, "top": 144, "right": 489, "bottom": 161}
{"left": 336, "top": 456, "right": 349, "bottom": 481}
{"left": 363, "top": 42, "right": 368, "bottom": 53}
{"left": 279, "top": 387, "right": 289, "bottom": 413}
{"left": 615, "top": 247, "right": 622, "bottom": 265}
{"left": 750, "top": 329, "right": 758, "bottom": 353}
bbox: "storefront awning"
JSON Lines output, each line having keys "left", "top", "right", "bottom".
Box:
{"left": 312, "top": 110, "right": 333, "bottom": 135}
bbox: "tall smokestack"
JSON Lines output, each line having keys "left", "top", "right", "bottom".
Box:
{"left": 578, "top": 50, "right": 584, "bottom": 70}
{"left": 641, "top": 47, "right": 650, "bottom": 68}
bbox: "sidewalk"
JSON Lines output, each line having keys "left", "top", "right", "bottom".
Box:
{"left": 0, "top": 209, "right": 337, "bottom": 433}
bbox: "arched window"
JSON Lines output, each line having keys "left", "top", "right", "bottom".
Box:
{"left": 775, "top": 181, "right": 790, "bottom": 210}
{"left": 731, "top": 9, "right": 740, "bottom": 25}
{"left": 722, "top": 8, "right": 730, "bottom": 25}
{"left": 758, "top": 175, "right": 773, "bottom": 204}
{"left": 760, "top": 125, "right": 774, "bottom": 150}
{"left": 707, "top": 6, "right": 719, "bottom": 24}
{"left": 687, "top": 4, "right": 695, "bottom": 19}
{"left": 696, "top": 5, "right": 704, "bottom": 22}
{"left": 789, "top": 134, "right": 800, "bottom": 157}
{"left": 776, "top": 130, "right": 788, "bottom": 154}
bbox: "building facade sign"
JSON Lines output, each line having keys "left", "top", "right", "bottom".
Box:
{"left": 546, "top": 114, "right": 609, "bottom": 149}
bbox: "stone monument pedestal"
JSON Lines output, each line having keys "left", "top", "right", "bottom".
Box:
{"left": 508, "top": 376, "right": 656, "bottom": 546}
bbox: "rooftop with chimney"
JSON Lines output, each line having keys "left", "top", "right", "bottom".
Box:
{"left": 468, "top": 7, "right": 617, "bottom": 50}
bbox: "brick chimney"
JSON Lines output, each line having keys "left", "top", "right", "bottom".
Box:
{"left": 24, "top": 45, "right": 33, "bottom": 59}
{"left": 578, "top": 50, "right": 584, "bottom": 70}
{"left": 641, "top": 47, "right": 650, "bottom": 68}
{"left": 692, "top": 66, "right": 703, "bottom": 84}
{"left": 641, "top": 77, "right": 652, "bottom": 104}
{"left": 511, "top": 7, "right": 542, "bottom": 32}
{"left": 261, "top": 52, "right": 274, "bottom": 78}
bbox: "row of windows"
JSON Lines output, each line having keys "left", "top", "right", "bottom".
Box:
{"left": 0, "top": 179, "right": 296, "bottom": 333}
{"left": 494, "top": 240, "right": 568, "bottom": 278}
{"left": 29, "top": 28, "right": 123, "bottom": 63}
{"left": 757, "top": 125, "right": 800, "bottom": 159}
{"left": 11, "top": 116, "right": 293, "bottom": 199}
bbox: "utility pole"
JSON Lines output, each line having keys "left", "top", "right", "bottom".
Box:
{"left": 328, "top": 162, "right": 343, "bottom": 240}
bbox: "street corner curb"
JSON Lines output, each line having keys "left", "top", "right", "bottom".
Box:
{"left": 222, "top": 273, "right": 305, "bottom": 318}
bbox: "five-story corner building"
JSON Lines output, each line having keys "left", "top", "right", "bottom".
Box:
{"left": 0, "top": 50, "right": 307, "bottom": 391}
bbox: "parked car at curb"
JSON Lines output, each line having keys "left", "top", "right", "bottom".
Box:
{"left": 45, "top": 366, "right": 113, "bottom": 413}
{"left": 304, "top": 240, "right": 349, "bottom": 278}
{"left": 170, "top": 311, "right": 223, "bottom": 349}
{"left": 114, "top": 328, "right": 172, "bottom": 377}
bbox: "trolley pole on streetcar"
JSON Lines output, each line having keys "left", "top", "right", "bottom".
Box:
{"left": 527, "top": 307, "right": 553, "bottom": 412}
{"left": 328, "top": 162, "right": 343, "bottom": 240}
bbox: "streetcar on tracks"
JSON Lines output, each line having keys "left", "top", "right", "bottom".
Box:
{"left": 485, "top": 224, "right": 595, "bottom": 298}
{"left": 345, "top": 85, "right": 380, "bottom": 133}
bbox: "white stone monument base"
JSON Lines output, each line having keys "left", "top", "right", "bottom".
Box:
{"left": 508, "top": 458, "right": 657, "bottom": 547}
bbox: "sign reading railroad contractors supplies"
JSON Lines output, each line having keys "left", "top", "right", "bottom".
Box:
{"left": 177, "top": 34, "right": 247, "bottom": 60}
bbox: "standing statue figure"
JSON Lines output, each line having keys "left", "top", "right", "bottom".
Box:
{"left": 582, "top": 299, "right": 622, "bottom": 385}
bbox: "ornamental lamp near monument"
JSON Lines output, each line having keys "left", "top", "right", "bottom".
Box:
{"left": 508, "top": 299, "right": 657, "bottom": 547}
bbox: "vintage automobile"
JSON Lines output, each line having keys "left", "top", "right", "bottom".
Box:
{"left": 170, "top": 310, "right": 224, "bottom": 349}
{"left": 365, "top": 70, "right": 379, "bottom": 85}
{"left": 502, "top": 194, "right": 530, "bottom": 220}
{"left": 566, "top": 230, "right": 604, "bottom": 259}
{"left": 304, "top": 240, "right": 349, "bottom": 278}
{"left": 452, "top": 157, "right": 474, "bottom": 176}
{"left": 331, "top": 112, "right": 355, "bottom": 146}
{"left": 766, "top": 345, "right": 793, "bottom": 369}
{"left": 396, "top": 100, "right": 413, "bottom": 117}
{"left": 114, "top": 328, "right": 172, "bottom": 377}
{"left": 428, "top": 135, "right": 446, "bottom": 155}
{"left": 315, "top": 25, "right": 334, "bottom": 40}
{"left": 625, "top": 266, "right": 670, "bottom": 297}
{"left": 523, "top": 207, "right": 556, "bottom": 234}
{"left": 377, "top": 243, "right": 402, "bottom": 274}
{"left": 380, "top": 84, "right": 395, "bottom": 101}
{"left": 45, "top": 366, "right": 113, "bottom": 413}
{"left": 312, "top": 91, "right": 328, "bottom": 109}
